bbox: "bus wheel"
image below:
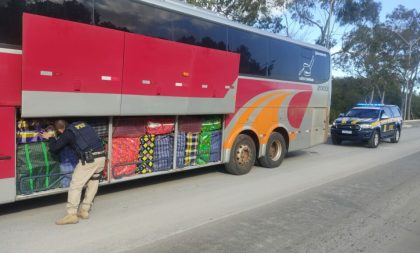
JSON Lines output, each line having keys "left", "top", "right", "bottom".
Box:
{"left": 225, "top": 134, "right": 256, "bottom": 175}
{"left": 258, "top": 132, "right": 287, "bottom": 168}
{"left": 368, "top": 130, "right": 380, "bottom": 148}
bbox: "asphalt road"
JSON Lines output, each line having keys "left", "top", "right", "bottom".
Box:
{"left": 1, "top": 121, "right": 420, "bottom": 253}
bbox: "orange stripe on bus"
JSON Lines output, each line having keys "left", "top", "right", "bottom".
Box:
{"left": 223, "top": 91, "right": 281, "bottom": 149}
{"left": 252, "top": 93, "right": 290, "bottom": 145}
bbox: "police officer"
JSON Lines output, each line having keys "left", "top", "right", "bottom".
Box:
{"left": 42, "top": 120, "right": 106, "bottom": 225}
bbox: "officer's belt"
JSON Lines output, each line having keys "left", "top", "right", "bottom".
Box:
{"left": 92, "top": 151, "right": 106, "bottom": 158}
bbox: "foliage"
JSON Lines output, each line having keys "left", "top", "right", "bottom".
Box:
{"left": 338, "top": 5, "right": 420, "bottom": 119}
{"left": 281, "top": 0, "right": 381, "bottom": 48}
{"left": 331, "top": 77, "right": 401, "bottom": 122}
{"left": 186, "top": 0, "right": 284, "bottom": 32}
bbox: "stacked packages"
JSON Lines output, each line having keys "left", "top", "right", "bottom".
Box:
{"left": 16, "top": 119, "right": 61, "bottom": 195}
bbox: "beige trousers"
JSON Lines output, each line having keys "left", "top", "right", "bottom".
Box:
{"left": 66, "top": 157, "right": 106, "bottom": 215}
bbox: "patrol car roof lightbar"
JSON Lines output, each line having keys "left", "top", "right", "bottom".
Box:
{"left": 356, "top": 103, "right": 385, "bottom": 107}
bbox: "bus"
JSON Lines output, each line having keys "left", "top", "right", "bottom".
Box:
{"left": 0, "top": 0, "right": 331, "bottom": 204}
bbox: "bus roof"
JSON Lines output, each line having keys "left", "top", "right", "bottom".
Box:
{"left": 139, "top": 0, "right": 330, "bottom": 53}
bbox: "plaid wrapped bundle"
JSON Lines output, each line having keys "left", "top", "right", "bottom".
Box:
{"left": 210, "top": 130, "right": 222, "bottom": 162}
{"left": 197, "top": 131, "right": 212, "bottom": 165}
{"left": 138, "top": 134, "right": 155, "bottom": 174}
{"left": 85, "top": 118, "right": 108, "bottom": 138}
{"left": 111, "top": 137, "right": 140, "bottom": 179}
{"left": 201, "top": 116, "right": 222, "bottom": 132}
{"left": 113, "top": 117, "right": 146, "bottom": 137}
{"left": 153, "top": 135, "right": 174, "bottom": 172}
{"left": 16, "top": 142, "right": 61, "bottom": 195}
{"left": 179, "top": 116, "right": 202, "bottom": 133}
{"left": 177, "top": 132, "right": 186, "bottom": 168}
{"left": 184, "top": 133, "right": 199, "bottom": 166}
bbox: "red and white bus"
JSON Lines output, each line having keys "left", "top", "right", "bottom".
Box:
{"left": 0, "top": 0, "right": 331, "bottom": 204}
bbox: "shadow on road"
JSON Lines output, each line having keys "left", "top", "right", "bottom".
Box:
{"left": 0, "top": 165, "right": 226, "bottom": 215}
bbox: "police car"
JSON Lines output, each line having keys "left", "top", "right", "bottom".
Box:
{"left": 330, "top": 104, "right": 402, "bottom": 148}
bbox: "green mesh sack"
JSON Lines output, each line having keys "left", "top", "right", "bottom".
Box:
{"left": 197, "top": 131, "right": 212, "bottom": 165}
{"left": 16, "top": 142, "right": 61, "bottom": 195}
{"left": 201, "top": 116, "right": 222, "bottom": 132}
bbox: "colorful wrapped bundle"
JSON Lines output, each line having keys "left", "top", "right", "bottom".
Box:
{"left": 16, "top": 119, "right": 55, "bottom": 144}
{"left": 176, "top": 132, "right": 186, "bottom": 168}
{"left": 184, "top": 133, "right": 199, "bottom": 166}
{"left": 112, "top": 164, "right": 137, "bottom": 179}
{"left": 153, "top": 135, "right": 174, "bottom": 172}
{"left": 111, "top": 137, "right": 140, "bottom": 179}
{"left": 197, "top": 131, "right": 212, "bottom": 165}
{"left": 209, "top": 130, "right": 222, "bottom": 162}
{"left": 138, "top": 134, "right": 155, "bottom": 174}
{"left": 146, "top": 117, "right": 175, "bottom": 135}
{"left": 16, "top": 142, "right": 61, "bottom": 195}
{"left": 179, "top": 116, "right": 202, "bottom": 133}
{"left": 113, "top": 117, "right": 146, "bottom": 137}
{"left": 201, "top": 116, "right": 222, "bottom": 132}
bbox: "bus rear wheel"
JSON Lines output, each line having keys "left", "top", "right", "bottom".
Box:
{"left": 225, "top": 134, "right": 256, "bottom": 175}
{"left": 258, "top": 132, "right": 287, "bottom": 168}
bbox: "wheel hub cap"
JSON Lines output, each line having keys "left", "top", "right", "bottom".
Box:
{"left": 236, "top": 145, "right": 251, "bottom": 165}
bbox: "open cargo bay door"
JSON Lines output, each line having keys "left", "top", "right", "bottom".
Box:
{"left": 121, "top": 33, "right": 239, "bottom": 115}
{"left": 21, "top": 14, "right": 124, "bottom": 117}
{"left": 21, "top": 13, "right": 239, "bottom": 117}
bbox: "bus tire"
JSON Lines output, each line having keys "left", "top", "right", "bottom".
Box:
{"left": 225, "top": 134, "right": 256, "bottom": 175}
{"left": 390, "top": 128, "right": 400, "bottom": 143}
{"left": 258, "top": 132, "right": 287, "bottom": 168}
{"left": 368, "top": 130, "right": 380, "bottom": 148}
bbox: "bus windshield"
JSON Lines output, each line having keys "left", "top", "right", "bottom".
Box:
{"left": 346, "top": 109, "right": 379, "bottom": 119}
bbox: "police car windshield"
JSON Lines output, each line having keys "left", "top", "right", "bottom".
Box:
{"left": 346, "top": 109, "right": 380, "bottom": 118}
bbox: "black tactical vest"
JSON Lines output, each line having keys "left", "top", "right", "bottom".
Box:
{"left": 67, "top": 122, "right": 103, "bottom": 155}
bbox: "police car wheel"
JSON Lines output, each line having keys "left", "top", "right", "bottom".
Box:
{"left": 259, "top": 132, "right": 287, "bottom": 168}
{"left": 332, "top": 135, "right": 342, "bottom": 145}
{"left": 225, "top": 134, "right": 256, "bottom": 175}
{"left": 368, "top": 131, "right": 380, "bottom": 148}
{"left": 390, "top": 128, "right": 400, "bottom": 143}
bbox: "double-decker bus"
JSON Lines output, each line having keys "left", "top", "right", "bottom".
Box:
{"left": 0, "top": 0, "right": 331, "bottom": 204}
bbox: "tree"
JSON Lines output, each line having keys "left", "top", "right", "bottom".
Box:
{"left": 384, "top": 6, "right": 420, "bottom": 120}
{"left": 339, "top": 6, "right": 419, "bottom": 119}
{"left": 186, "top": 0, "right": 284, "bottom": 32}
{"left": 280, "top": 0, "right": 381, "bottom": 49}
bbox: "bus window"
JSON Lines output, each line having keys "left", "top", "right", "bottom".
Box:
{"left": 26, "top": 0, "right": 93, "bottom": 24}
{"left": 173, "top": 15, "right": 227, "bottom": 50}
{"left": 311, "top": 50, "right": 330, "bottom": 84}
{"left": 94, "top": 0, "right": 173, "bottom": 40}
{"left": 228, "top": 28, "right": 268, "bottom": 77}
{"left": 0, "top": 0, "right": 25, "bottom": 47}
{"left": 268, "top": 39, "right": 300, "bottom": 82}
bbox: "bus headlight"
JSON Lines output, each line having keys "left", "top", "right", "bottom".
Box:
{"left": 359, "top": 124, "right": 373, "bottom": 129}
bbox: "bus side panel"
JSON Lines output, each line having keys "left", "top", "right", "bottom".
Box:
{"left": 21, "top": 13, "right": 124, "bottom": 117}
{"left": 0, "top": 52, "right": 21, "bottom": 106}
{"left": 121, "top": 33, "right": 239, "bottom": 115}
{"left": 0, "top": 107, "right": 16, "bottom": 204}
